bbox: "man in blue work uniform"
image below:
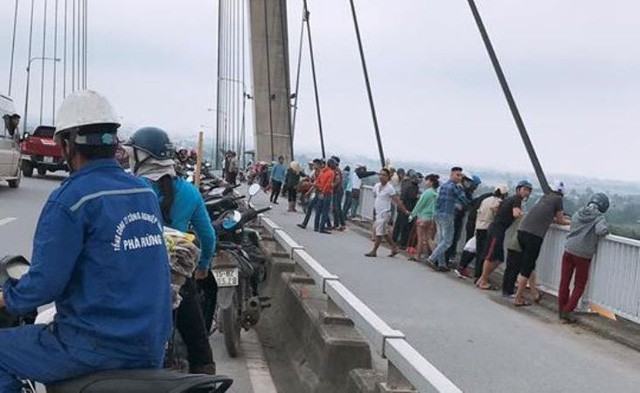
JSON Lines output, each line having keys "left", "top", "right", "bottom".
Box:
{"left": 0, "top": 90, "right": 172, "bottom": 392}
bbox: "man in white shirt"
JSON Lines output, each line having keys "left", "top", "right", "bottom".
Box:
{"left": 365, "top": 168, "right": 410, "bottom": 258}
{"left": 346, "top": 166, "right": 363, "bottom": 218}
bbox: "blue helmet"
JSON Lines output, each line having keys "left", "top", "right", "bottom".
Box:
{"left": 471, "top": 174, "right": 482, "bottom": 187}
{"left": 126, "top": 127, "right": 174, "bottom": 160}
{"left": 517, "top": 180, "right": 533, "bottom": 190}
{"left": 589, "top": 193, "right": 610, "bottom": 213}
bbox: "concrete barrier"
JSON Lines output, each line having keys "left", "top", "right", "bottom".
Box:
{"left": 261, "top": 217, "right": 282, "bottom": 236}
{"left": 274, "top": 228, "right": 304, "bottom": 258}
{"left": 258, "top": 254, "right": 373, "bottom": 392}
{"left": 258, "top": 219, "right": 462, "bottom": 393}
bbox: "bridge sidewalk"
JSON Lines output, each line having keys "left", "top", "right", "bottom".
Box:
{"left": 256, "top": 193, "right": 640, "bottom": 393}
{"left": 344, "top": 217, "right": 640, "bottom": 354}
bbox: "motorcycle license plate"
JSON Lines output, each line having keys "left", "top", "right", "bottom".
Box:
{"left": 43, "top": 157, "right": 54, "bottom": 163}
{"left": 213, "top": 268, "right": 239, "bottom": 287}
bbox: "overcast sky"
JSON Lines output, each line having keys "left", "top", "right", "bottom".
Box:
{"left": 1, "top": 1, "right": 638, "bottom": 182}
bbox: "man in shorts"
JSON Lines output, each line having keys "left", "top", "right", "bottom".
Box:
{"left": 515, "top": 180, "right": 571, "bottom": 306}
{"left": 476, "top": 181, "right": 532, "bottom": 290}
{"left": 365, "top": 168, "right": 410, "bottom": 258}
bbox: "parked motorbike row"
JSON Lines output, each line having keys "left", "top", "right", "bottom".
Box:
{"left": 0, "top": 184, "right": 271, "bottom": 392}
{"left": 201, "top": 183, "right": 272, "bottom": 357}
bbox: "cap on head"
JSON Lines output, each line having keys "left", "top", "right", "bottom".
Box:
{"left": 589, "top": 192, "right": 610, "bottom": 213}
{"left": 550, "top": 180, "right": 565, "bottom": 194}
{"left": 55, "top": 90, "right": 120, "bottom": 144}
{"left": 517, "top": 179, "right": 533, "bottom": 190}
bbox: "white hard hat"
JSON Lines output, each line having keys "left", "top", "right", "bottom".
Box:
{"left": 550, "top": 180, "right": 565, "bottom": 194}
{"left": 55, "top": 90, "right": 120, "bottom": 139}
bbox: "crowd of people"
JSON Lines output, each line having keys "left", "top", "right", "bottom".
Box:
{"left": 265, "top": 156, "right": 611, "bottom": 323}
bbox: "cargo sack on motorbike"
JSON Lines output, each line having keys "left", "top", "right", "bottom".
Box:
{"left": 164, "top": 228, "right": 200, "bottom": 308}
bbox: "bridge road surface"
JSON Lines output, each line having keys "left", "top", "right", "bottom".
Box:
{"left": 0, "top": 176, "right": 264, "bottom": 393}
{"left": 255, "top": 191, "right": 640, "bottom": 393}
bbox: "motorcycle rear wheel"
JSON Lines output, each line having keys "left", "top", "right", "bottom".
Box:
{"left": 221, "top": 292, "right": 241, "bottom": 358}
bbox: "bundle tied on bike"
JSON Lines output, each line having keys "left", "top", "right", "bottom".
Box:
{"left": 164, "top": 227, "right": 201, "bottom": 309}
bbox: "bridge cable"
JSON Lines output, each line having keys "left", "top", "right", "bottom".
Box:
{"left": 71, "top": 0, "right": 75, "bottom": 92}
{"left": 348, "top": 0, "right": 386, "bottom": 169}
{"left": 226, "top": 0, "right": 233, "bottom": 153}
{"left": 7, "top": 0, "right": 19, "bottom": 95}
{"left": 466, "top": 0, "right": 551, "bottom": 194}
{"left": 302, "top": 0, "right": 327, "bottom": 159}
{"left": 240, "top": 0, "right": 249, "bottom": 165}
{"left": 234, "top": 0, "right": 241, "bottom": 156}
{"left": 23, "top": 0, "right": 36, "bottom": 132}
{"left": 214, "top": 0, "right": 223, "bottom": 167}
{"left": 290, "top": 7, "right": 305, "bottom": 143}
{"left": 222, "top": 0, "right": 229, "bottom": 152}
{"left": 263, "top": 0, "right": 276, "bottom": 161}
{"left": 52, "top": 0, "right": 59, "bottom": 121}
{"left": 63, "top": 0, "right": 67, "bottom": 97}
{"left": 278, "top": 0, "right": 294, "bottom": 160}
{"left": 40, "top": 0, "right": 49, "bottom": 125}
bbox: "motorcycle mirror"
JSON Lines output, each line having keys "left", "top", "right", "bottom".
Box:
{"left": 0, "top": 255, "right": 31, "bottom": 285}
{"left": 222, "top": 210, "right": 244, "bottom": 230}
{"left": 248, "top": 184, "right": 260, "bottom": 197}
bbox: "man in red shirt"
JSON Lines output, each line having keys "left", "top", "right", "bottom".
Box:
{"left": 314, "top": 158, "right": 337, "bottom": 234}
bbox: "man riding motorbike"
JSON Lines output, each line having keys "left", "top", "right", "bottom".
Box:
{"left": 0, "top": 90, "right": 172, "bottom": 392}
{"left": 124, "top": 127, "right": 217, "bottom": 374}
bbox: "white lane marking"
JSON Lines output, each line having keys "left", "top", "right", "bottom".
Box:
{"left": 0, "top": 217, "right": 17, "bottom": 227}
{"left": 241, "top": 329, "right": 278, "bottom": 393}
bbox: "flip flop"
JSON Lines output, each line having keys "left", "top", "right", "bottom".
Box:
{"left": 389, "top": 250, "right": 399, "bottom": 257}
{"left": 514, "top": 300, "right": 532, "bottom": 307}
{"left": 533, "top": 293, "right": 544, "bottom": 303}
{"left": 477, "top": 284, "right": 497, "bottom": 291}
{"left": 365, "top": 252, "right": 377, "bottom": 258}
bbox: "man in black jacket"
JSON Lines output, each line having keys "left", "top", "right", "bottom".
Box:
{"left": 392, "top": 172, "right": 421, "bottom": 248}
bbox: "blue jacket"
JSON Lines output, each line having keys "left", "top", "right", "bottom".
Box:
{"left": 144, "top": 177, "right": 216, "bottom": 270}
{"left": 3, "top": 159, "right": 172, "bottom": 361}
{"left": 270, "top": 163, "right": 286, "bottom": 183}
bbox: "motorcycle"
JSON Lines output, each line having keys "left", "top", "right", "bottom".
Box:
{"left": 211, "top": 184, "right": 272, "bottom": 358}
{"left": 0, "top": 255, "right": 234, "bottom": 393}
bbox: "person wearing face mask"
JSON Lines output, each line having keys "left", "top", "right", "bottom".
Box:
{"left": 0, "top": 91, "right": 172, "bottom": 391}
{"left": 124, "top": 126, "right": 217, "bottom": 375}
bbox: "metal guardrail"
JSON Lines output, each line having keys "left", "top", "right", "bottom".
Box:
{"left": 257, "top": 215, "right": 462, "bottom": 393}
{"left": 358, "top": 185, "right": 640, "bottom": 323}
{"left": 536, "top": 226, "right": 640, "bottom": 323}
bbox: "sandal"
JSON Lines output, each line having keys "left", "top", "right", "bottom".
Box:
{"left": 408, "top": 256, "right": 418, "bottom": 262}
{"left": 533, "top": 293, "right": 544, "bottom": 303}
{"left": 365, "top": 252, "right": 377, "bottom": 258}
{"left": 389, "top": 249, "right": 399, "bottom": 257}
{"left": 514, "top": 300, "right": 532, "bottom": 307}
{"left": 477, "top": 283, "right": 497, "bottom": 291}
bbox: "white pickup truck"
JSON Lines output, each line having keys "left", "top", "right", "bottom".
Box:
{"left": 0, "top": 95, "right": 21, "bottom": 188}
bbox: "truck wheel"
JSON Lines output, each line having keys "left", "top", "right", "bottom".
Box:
{"left": 37, "top": 167, "right": 47, "bottom": 176}
{"left": 8, "top": 174, "right": 20, "bottom": 188}
{"left": 22, "top": 162, "right": 34, "bottom": 178}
